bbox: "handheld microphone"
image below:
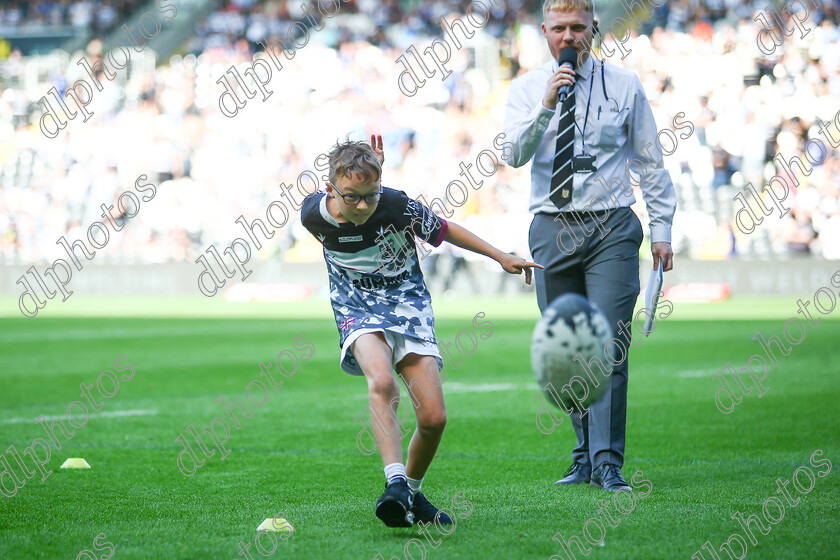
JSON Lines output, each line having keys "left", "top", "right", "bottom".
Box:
{"left": 557, "top": 46, "right": 578, "bottom": 104}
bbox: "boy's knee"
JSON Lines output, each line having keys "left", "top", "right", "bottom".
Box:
{"left": 368, "top": 370, "right": 399, "bottom": 400}
{"left": 418, "top": 410, "right": 447, "bottom": 434}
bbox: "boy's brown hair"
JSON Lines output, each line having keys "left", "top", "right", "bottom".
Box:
{"left": 327, "top": 140, "right": 382, "bottom": 185}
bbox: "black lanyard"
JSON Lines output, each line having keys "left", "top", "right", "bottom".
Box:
{"left": 574, "top": 72, "right": 595, "bottom": 156}
{"left": 570, "top": 62, "right": 609, "bottom": 156}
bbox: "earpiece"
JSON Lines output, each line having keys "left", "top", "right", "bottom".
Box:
{"left": 593, "top": 23, "right": 601, "bottom": 35}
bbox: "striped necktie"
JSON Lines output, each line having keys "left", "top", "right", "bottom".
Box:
{"left": 550, "top": 87, "right": 576, "bottom": 209}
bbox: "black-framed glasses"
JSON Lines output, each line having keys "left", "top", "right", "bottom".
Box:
{"left": 330, "top": 183, "right": 383, "bottom": 205}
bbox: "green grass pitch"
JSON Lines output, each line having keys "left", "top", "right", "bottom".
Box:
{"left": 0, "top": 295, "right": 838, "bottom": 559}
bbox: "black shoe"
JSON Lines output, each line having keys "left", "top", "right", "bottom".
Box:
{"left": 555, "top": 462, "right": 591, "bottom": 485}
{"left": 376, "top": 477, "right": 414, "bottom": 527}
{"left": 590, "top": 462, "right": 632, "bottom": 491}
{"left": 411, "top": 491, "right": 453, "bottom": 525}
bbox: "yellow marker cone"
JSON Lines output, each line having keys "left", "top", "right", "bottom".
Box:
{"left": 257, "top": 517, "right": 293, "bottom": 533}
{"left": 60, "top": 458, "right": 91, "bottom": 469}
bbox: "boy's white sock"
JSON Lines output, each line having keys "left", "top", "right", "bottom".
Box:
{"left": 407, "top": 476, "right": 423, "bottom": 496}
{"left": 384, "top": 463, "right": 407, "bottom": 484}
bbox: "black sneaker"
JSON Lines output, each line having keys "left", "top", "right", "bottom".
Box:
{"left": 375, "top": 477, "right": 414, "bottom": 527}
{"left": 411, "top": 491, "right": 453, "bottom": 525}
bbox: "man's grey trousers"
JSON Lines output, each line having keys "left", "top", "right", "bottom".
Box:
{"left": 529, "top": 207, "right": 643, "bottom": 467}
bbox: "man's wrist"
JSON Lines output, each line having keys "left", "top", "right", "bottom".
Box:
{"left": 649, "top": 225, "right": 671, "bottom": 244}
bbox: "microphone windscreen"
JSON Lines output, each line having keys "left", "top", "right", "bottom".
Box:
{"left": 558, "top": 46, "right": 578, "bottom": 69}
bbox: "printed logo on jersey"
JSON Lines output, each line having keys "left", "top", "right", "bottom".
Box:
{"left": 407, "top": 198, "right": 440, "bottom": 239}
{"left": 352, "top": 270, "right": 411, "bottom": 291}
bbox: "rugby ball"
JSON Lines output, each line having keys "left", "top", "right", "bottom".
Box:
{"left": 531, "top": 293, "right": 612, "bottom": 412}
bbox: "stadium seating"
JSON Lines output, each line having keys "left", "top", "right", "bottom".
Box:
{"left": 1, "top": 0, "right": 838, "bottom": 272}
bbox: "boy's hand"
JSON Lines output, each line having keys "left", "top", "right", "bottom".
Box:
{"left": 498, "top": 253, "right": 543, "bottom": 285}
{"left": 370, "top": 134, "right": 384, "bottom": 164}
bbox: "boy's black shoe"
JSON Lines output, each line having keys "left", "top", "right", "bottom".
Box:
{"left": 411, "top": 492, "right": 453, "bottom": 525}
{"left": 376, "top": 477, "right": 414, "bottom": 527}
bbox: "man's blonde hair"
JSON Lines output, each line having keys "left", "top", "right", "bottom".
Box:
{"left": 542, "top": 0, "right": 594, "bottom": 18}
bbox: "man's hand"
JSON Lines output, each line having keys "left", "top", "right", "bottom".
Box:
{"left": 543, "top": 66, "right": 576, "bottom": 111}
{"left": 370, "top": 134, "right": 384, "bottom": 164}
{"left": 497, "top": 253, "right": 544, "bottom": 285}
{"left": 651, "top": 242, "right": 673, "bottom": 272}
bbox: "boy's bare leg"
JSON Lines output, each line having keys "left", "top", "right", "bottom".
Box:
{"left": 352, "top": 332, "right": 403, "bottom": 467}
{"left": 397, "top": 354, "right": 447, "bottom": 480}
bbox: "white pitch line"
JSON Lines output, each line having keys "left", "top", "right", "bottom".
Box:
{"left": 1, "top": 408, "right": 158, "bottom": 425}
{"left": 676, "top": 369, "right": 721, "bottom": 378}
{"left": 443, "top": 382, "right": 534, "bottom": 394}
{"left": 0, "top": 323, "right": 276, "bottom": 343}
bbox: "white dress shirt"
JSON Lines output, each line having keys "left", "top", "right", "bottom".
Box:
{"left": 503, "top": 57, "right": 677, "bottom": 243}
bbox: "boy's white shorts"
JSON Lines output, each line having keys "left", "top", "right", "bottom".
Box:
{"left": 340, "top": 328, "right": 443, "bottom": 376}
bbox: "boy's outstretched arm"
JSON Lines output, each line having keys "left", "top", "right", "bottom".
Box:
{"left": 442, "top": 222, "right": 543, "bottom": 285}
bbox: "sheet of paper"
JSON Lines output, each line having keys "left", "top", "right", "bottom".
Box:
{"left": 643, "top": 263, "right": 664, "bottom": 336}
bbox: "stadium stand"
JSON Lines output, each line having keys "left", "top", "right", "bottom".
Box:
{"left": 1, "top": 0, "right": 838, "bottom": 273}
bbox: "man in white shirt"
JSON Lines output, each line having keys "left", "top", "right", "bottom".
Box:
{"left": 503, "top": 0, "right": 677, "bottom": 491}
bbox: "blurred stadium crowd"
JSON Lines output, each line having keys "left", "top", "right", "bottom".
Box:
{"left": 1, "top": 0, "right": 839, "bottom": 272}
{"left": 0, "top": 1, "right": 147, "bottom": 32}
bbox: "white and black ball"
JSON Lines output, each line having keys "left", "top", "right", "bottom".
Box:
{"left": 531, "top": 293, "right": 612, "bottom": 412}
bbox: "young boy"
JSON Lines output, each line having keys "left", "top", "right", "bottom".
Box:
{"left": 301, "top": 136, "right": 541, "bottom": 528}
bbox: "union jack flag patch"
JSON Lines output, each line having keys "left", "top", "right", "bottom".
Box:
{"left": 339, "top": 317, "right": 357, "bottom": 332}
